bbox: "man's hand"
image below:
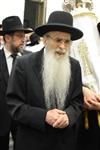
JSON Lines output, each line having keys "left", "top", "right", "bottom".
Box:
{"left": 53, "top": 113, "right": 69, "bottom": 128}
{"left": 87, "top": 98, "right": 100, "bottom": 110}
{"left": 45, "top": 108, "right": 69, "bottom": 128}
{"left": 83, "top": 87, "right": 100, "bottom": 110}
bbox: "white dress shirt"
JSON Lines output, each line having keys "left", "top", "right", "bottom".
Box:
{"left": 4, "top": 47, "right": 21, "bottom": 75}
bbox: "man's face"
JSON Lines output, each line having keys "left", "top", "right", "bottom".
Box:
{"left": 43, "top": 31, "right": 71, "bottom": 58}
{"left": 0, "top": 27, "right": 3, "bottom": 47}
{"left": 5, "top": 31, "right": 25, "bottom": 53}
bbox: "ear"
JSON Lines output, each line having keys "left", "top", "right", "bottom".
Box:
{"left": 42, "top": 36, "right": 48, "bottom": 45}
{"left": 4, "top": 34, "right": 12, "bottom": 42}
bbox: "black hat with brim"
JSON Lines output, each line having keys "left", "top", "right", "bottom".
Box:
{"left": 0, "top": 24, "right": 2, "bottom": 28}
{"left": 0, "top": 28, "right": 33, "bottom": 36}
{"left": 35, "top": 11, "right": 83, "bottom": 41}
{"left": 0, "top": 16, "right": 33, "bottom": 36}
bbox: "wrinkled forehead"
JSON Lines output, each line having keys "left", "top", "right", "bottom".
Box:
{"left": 14, "top": 31, "right": 25, "bottom": 34}
{"left": 10, "top": 31, "right": 25, "bottom": 38}
{"left": 45, "top": 31, "right": 71, "bottom": 39}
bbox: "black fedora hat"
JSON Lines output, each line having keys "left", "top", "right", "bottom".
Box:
{"left": 0, "top": 16, "right": 33, "bottom": 36}
{"left": 35, "top": 11, "right": 83, "bottom": 41}
{"left": 97, "top": 22, "right": 100, "bottom": 34}
{"left": 0, "top": 24, "right": 2, "bottom": 28}
{"left": 26, "top": 33, "right": 40, "bottom": 46}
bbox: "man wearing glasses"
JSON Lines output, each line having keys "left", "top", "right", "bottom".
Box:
{"left": 6, "top": 11, "right": 83, "bottom": 150}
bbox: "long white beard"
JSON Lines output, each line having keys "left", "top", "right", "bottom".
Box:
{"left": 42, "top": 49, "right": 71, "bottom": 110}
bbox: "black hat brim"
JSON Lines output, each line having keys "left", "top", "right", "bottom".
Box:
{"left": 0, "top": 28, "right": 33, "bottom": 36}
{"left": 35, "top": 24, "right": 83, "bottom": 41}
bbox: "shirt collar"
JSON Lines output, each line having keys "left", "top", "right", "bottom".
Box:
{"left": 4, "top": 47, "right": 11, "bottom": 59}
{"left": 4, "top": 46, "right": 22, "bottom": 59}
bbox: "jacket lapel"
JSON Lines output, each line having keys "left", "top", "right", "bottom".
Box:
{"left": 0, "top": 49, "right": 9, "bottom": 84}
{"left": 32, "top": 49, "right": 45, "bottom": 107}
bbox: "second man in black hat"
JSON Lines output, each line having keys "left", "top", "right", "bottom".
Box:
{"left": 0, "top": 15, "right": 33, "bottom": 150}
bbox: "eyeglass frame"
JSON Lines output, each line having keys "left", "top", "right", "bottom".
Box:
{"left": 46, "top": 34, "right": 72, "bottom": 46}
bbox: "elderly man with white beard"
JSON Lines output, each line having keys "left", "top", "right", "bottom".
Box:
{"left": 6, "top": 11, "right": 83, "bottom": 150}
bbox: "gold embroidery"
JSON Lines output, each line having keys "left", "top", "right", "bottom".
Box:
{"left": 73, "top": 12, "right": 98, "bottom": 21}
{"left": 97, "top": 111, "right": 100, "bottom": 127}
{"left": 77, "top": 40, "right": 100, "bottom": 128}
{"left": 84, "top": 110, "right": 89, "bottom": 129}
{"left": 78, "top": 39, "right": 93, "bottom": 76}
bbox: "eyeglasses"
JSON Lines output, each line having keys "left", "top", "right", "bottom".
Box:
{"left": 46, "top": 34, "right": 71, "bottom": 46}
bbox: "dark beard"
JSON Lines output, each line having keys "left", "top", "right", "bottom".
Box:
{"left": 10, "top": 42, "right": 23, "bottom": 53}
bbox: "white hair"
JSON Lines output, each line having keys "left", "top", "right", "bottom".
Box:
{"left": 42, "top": 48, "right": 71, "bottom": 110}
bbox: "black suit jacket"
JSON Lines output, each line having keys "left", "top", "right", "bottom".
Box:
{"left": 0, "top": 48, "right": 31, "bottom": 136}
{"left": 0, "top": 49, "right": 10, "bottom": 136}
{"left": 6, "top": 49, "right": 83, "bottom": 150}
